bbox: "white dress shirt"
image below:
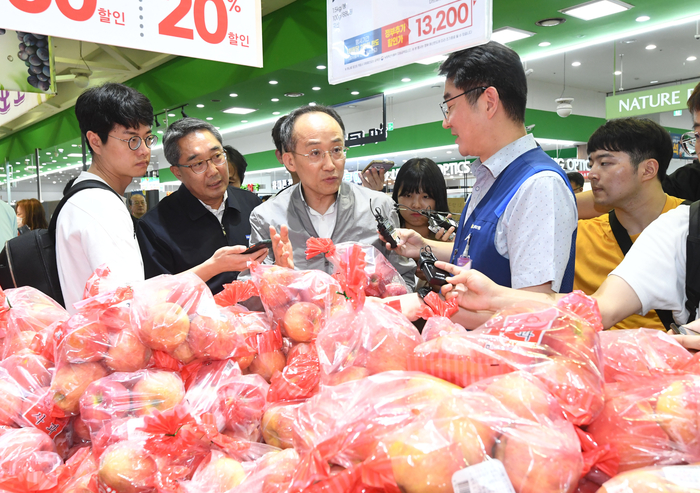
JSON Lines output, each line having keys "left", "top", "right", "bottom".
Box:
{"left": 300, "top": 187, "right": 338, "bottom": 238}
{"left": 199, "top": 190, "right": 228, "bottom": 224}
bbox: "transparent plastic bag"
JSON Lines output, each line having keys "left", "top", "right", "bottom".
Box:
{"left": 0, "top": 427, "right": 63, "bottom": 493}
{"left": 597, "top": 464, "right": 700, "bottom": 493}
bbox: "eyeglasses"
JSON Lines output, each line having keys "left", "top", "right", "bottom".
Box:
{"left": 681, "top": 131, "right": 699, "bottom": 156}
{"left": 439, "top": 86, "right": 489, "bottom": 119}
{"left": 109, "top": 134, "right": 158, "bottom": 151}
{"left": 177, "top": 151, "right": 228, "bottom": 174}
{"left": 292, "top": 146, "right": 348, "bottom": 164}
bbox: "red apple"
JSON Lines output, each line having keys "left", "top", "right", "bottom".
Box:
{"left": 382, "top": 282, "right": 408, "bottom": 298}
{"left": 61, "top": 320, "right": 109, "bottom": 364}
{"left": 80, "top": 379, "right": 131, "bottom": 424}
{"left": 104, "top": 328, "right": 152, "bottom": 372}
{"left": 51, "top": 362, "right": 109, "bottom": 415}
{"left": 218, "top": 374, "right": 269, "bottom": 438}
{"left": 3, "top": 329, "right": 37, "bottom": 357}
{"left": 495, "top": 422, "right": 583, "bottom": 493}
{"left": 249, "top": 350, "right": 287, "bottom": 383}
{"left": 98, "top": 441, "right": 157, "bottom": 493}
{"left": 72, "top": 415, "right": 91, "bottom": 442}
{"left": 187, "top": 314, "right": 238, "bottom": 360}
{"left": 655, "top": 377, "right": 700, "bottom": 454}
{"left": 483, "top": 372, "right": 564, "bottom": 422}
{"left": 282, "top": 302, "right": 323, "bottom": 343}
{"left": 137, "top": 302, "right": 190, "bottom": 352}
{"left": 172, "top": 341, "right": 196, "bottom": 364}
{"left": 194, "top": 454, "right": 246, "bottom": 492}
{"left": 434, "top": 395, "right": 497, "bottom": 466}
{"left": 131, "top": 370, "right": 185, "bottom": 416}
{"left": 325, "top": 365, "right": 370, "bottom": 386}
{"left": 364, "top": 325, "right": 418, "bottom": 374}
{"left": 262, "top": 402, "right": 299, "bottom": 449}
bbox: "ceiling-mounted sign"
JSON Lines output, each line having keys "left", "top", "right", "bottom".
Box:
{"left": 605, "top": 82, "right": 697, "bottom": 119}
{"left": 1, "top": 0, "right": 262, "bottom": 67}
{"left": 0, "top": 29, "right": 56, "bottom": 94}
{"left": 327, "top": 0, "right": 492, "bottom": 85}
{"left": 0, "top": 90, "right": 52, "bottom": 127}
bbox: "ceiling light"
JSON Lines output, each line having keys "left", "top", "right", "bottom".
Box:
{"left": 384, "top": 75, "right": 446, "bottom": 96}
{"left": 215, "top": 127, "right": 220, "bottom": 130}
{"left": 636, "top": 15, "right": 650, "bottom": 22}
{"left": 491, "top": 27, "right": 535, "bottom": 44}
{"left": 196, "top": 104, "right": 204, "bottom": 108}
{"left": 156, "top": 130, "right": 163, "bottom": 134}
{"left": 229, "top": 93, "right": 238, "bottom": 97}
{"left": 646, "top": 44, "right": 656, "bottom": 50}
{"left": 46, "top": 152, "right": 51, "bottom": 155}
{"left": 571, "top": 61, "right": 581, "bottom": 67}
{"left": 316, "top": 65, "right": 326, "bottom": 70}
{"left": 271, "top": 98, "right": 279, "bottom": 102}
{"left": 622, "top": 39, "right": 636, "bottom": 43}
{"left": 222, "top": 107, "right": 257, "bottom": 114}
{"left": 614, "top": 70, "right": 622, "bottom": 75}
{"left": 309, "top": 102, "right": 317, "bottom": 106}
{"left": 312, "top": 86, "right": 321, "bottom": 90}
{"left": 560, "top": 0, "right": 632, "bottom": 21}
{"left": 67, "top": 153, "right": 82, "bottom": 157}
{"left": 351, "top": 91, "right": 359, "bottom": 95}
{"left": 269, "top": 80, "right": 278, "bottom": 85}
{"left": 58, "top": 149, "right": 63, "bottom": 152}
{"left": 401, "top": 77, "right": 411, "bottom": 82}
{"left": 206, "top": 117, "right": 213, "bottom": 120}
{"left": 688, "top": 56, "right": 698, "bottom": 61}
{"left": 416, "top": 54, "right": 448, "bottom": 65}
{"left": 273, "top": 111, "right": 280, "bottom": 115}
{"left": 538, "top": 41, "right": 551, "bottom": 47}
{"left": 284, "top": 92, "right": 304, "bottom": 97}
{"left": 535, "top": 18, "right": 566, "bottom": 27}
{"left": 446, "top": 151, "right": 452, "bottom": 154}
{"left": 241, "top": 120, "right": 248, "bottom": 123}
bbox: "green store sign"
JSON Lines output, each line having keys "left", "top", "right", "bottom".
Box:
{"left": 606, "top": 82, "right": 697, "bottom": 119}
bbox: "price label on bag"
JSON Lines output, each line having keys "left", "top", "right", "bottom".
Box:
{"left": 2, "top": 0, "right": 262, "bottom": 67}
{"left": 327, "top": 0, "right": 492, "bottom": 84}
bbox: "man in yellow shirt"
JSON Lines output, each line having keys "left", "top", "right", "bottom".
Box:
{"left": 575, "top": 117, "right": 684, "bottom": 330}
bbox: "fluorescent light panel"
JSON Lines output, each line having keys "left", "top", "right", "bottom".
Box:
{"left": 491, "top": 27, "right": 535, "bottom": 44}
{"left": 222, "top": 107, "right": 257, "bottom": 115}
{"left": 560, "top": 0, "right": 632, "bottom": 21}
{"left": 415, "top": 55, "right": 448, "bottom": 65}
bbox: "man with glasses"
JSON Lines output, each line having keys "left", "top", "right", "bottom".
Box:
{"left": 387, "top": 42, "right": 577, "bottom": 325}
{"left": 137, "top": 118, "right": 267, "bottom": 294}
{"left": 248, "top": 104, "right": 416, "bottom": 288}
{"left": 57, "top": 83, "right": 155, "bottom": 311}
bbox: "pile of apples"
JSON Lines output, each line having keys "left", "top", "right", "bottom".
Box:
{"left": 1, "top": 254, "right": 700, "bottom": 492}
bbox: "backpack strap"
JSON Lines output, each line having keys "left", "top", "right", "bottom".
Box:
{"left": 685, "top": 200, "right": 700, "bottom": 323}
{"left": 48, "top": 179, "right": 125, "bottom": 236}
{"left": 609, "top": 208, "right": 675, "bottom": 329}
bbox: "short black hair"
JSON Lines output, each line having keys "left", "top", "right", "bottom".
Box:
{"left": 280, "top": 105, "right": 345, "bottom": 153}
{"left": 587, "top": 118, "right": 672, "bottom": 182}
{"left": 163, "top": 117, "right": 223, "bottom": 166}
{"left": 75, "top": 83, "right": 153, "bottom": 155}
{"left": 567, "top": 171, "right": 584, "bottom": 189}
{"left": 224, "top": 145, "right": 248, "bottom": 183}
{"left": 272, "top": 115, "right": 288, "bottom": 153}
{"left": 392, "top": 158, "right": 449, "bottom": 227}
{"left": 439, "top": 41, "right": 527, "bottom": 124}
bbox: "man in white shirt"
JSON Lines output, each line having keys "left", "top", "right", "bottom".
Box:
{"left": 388, "top": 42, "right": 577, "bottom": 327}
{"left": 56, "top": 83, "right": 155, "bottom": 312}
{"left": 0, "top": 200, "right": 17, "bottom": 247}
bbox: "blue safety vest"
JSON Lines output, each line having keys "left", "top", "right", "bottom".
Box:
{"left": 450, "top": 147, "right": 576, "bottom": 292}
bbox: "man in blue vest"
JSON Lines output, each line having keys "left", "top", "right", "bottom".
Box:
{"left": 388, "top": 42, "right": 577, "bottom": 327}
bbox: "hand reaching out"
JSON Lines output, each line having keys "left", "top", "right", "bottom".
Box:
{"left": 360, "top": 167, "right": 386, "bottom": 191}
{"left": 270, "top": 225, "right": 294, "bottom": 269}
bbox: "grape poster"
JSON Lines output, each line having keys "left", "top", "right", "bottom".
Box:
{"left": 0, "top": 29, "right": 56, "bottom": 94}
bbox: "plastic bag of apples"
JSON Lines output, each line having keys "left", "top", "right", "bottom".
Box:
{"left": 0, "top": 427, "right": 64, "bottom": 492}
{"left": 409, "top": 291, "right": 605, "bottom": 426}
{"left": 587, "top": 374, "right": 700, "bottom": 473}
{"left": 306, "top": 237, "right": 408, "bottom": 298}
{"left": 597, "top": 464, "right": 700, "bottom": 493}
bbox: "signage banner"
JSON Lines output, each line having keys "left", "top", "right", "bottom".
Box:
{"left": 671, "top": 133, "right": 695, "bottom": 160}
{"left": 0, "top": 90, "right": 52, "bottom": 127}
{"left": 327, "top": 0, "right": 492, "bottom": 85}
{"left": 0, "top": 29, "right": 56, "bottom": 94}
{"left": 0, "top": 0, "right": 262, "bottom": 68}
{"left": 605, "top": 82, "right": 697, "bottom": 119}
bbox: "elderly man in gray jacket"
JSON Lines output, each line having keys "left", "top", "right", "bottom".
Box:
{"left": 249, "top": 104, "right": 415, "bottom": 290}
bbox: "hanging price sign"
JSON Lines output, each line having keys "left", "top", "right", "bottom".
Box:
{"left": 327, "top": 0, "right": 491, "bottom": 84}
{"left": 1, "top": 0, "right": 262, "bottom": 67}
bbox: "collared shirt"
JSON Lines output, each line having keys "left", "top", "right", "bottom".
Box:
{"left": 464, "top": 133, "right": 577, "bottom": 291}
{"left": 198, "top": 190, "right": 228, "bottom": 224}
{"left": 299, "top": 186, "right": 338, "bottom": 238}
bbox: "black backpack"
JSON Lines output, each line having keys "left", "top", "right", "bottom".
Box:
{"left": 0, "top": 180, "right": 122, "bottom": 308}
{"left": 610, "top": 200, "right": 700, "bottom": 327}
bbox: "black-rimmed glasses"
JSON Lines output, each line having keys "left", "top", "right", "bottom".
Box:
{"left": 681, "top": 131, "right": 698, "bottom": 156}
{"left": 109, "top": 134, "right": 158, "bottom": 151}
{"left": 439, "top": 86, "right": 489, "bottom": 119}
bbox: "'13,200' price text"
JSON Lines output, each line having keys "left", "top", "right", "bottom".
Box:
{"left": 412, "top": 2, "right": 471, "bottom": 40}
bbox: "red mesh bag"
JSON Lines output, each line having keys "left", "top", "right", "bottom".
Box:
{"left": 215, "top": 279, "right": 259, "bottom": 308}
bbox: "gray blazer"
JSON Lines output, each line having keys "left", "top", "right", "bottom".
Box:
{"left": 249, "top": 181, "right": 416, "bottom": 290}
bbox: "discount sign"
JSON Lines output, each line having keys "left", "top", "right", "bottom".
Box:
{"left": 327, "top": 0, "right": 491, "bottom": 84}
{"left": 1, "top": 0, "right": 262, "bottom": 67}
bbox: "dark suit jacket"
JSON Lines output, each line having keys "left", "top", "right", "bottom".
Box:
{"left": 137, "top": 184, "right": 261, "bottom": 294}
